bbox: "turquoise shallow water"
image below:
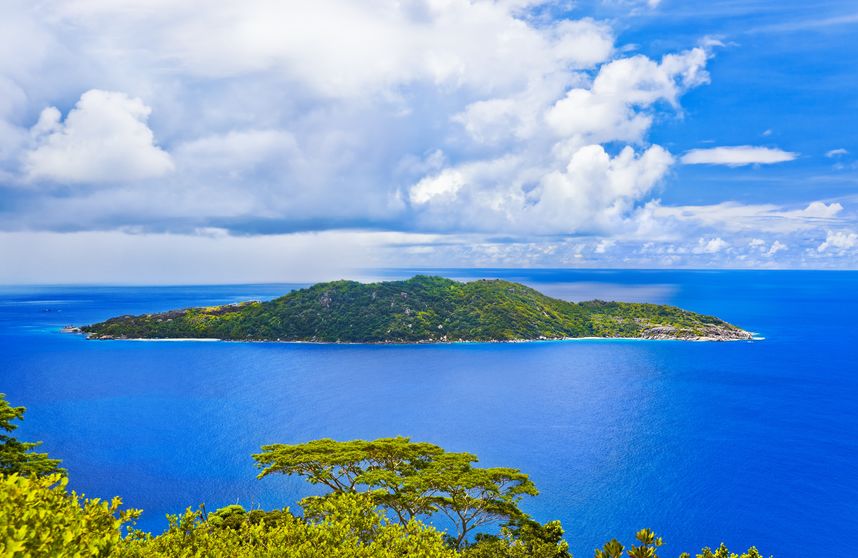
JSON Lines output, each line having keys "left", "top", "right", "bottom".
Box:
{"left": 1, "top": 270, "right": 856, "bottom": 557}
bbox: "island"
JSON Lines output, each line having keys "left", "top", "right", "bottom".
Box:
{"left": 77, "top": 275, "right": 752, "bottom": 343}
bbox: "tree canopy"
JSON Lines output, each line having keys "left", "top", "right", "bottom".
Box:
{"left": 81, "top": 275, "right": 751, "bottom": 342}
{"left": 0, "top": 397, "right": 769, "bottom": 557}
{"left": 0, "top": 476, "right": 768, "bottom": 558}
{"left": 0, "top": 393, "right": 63, "bottom": 477}
{"left": 595, "top": 529, "right": 766, "bottom": 558}
{"left": 254, "top": 436, "right": 537, "bottom": 548}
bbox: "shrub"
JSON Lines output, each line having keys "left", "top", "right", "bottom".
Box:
{"left": 0, "top": 473, "right": 137, "bottom": 557}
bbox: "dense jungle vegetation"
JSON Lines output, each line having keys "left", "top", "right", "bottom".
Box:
{"left": 80, "top": 276, "right": 750, "bottom": 342}
{"left": 0, "top": 393, "right": 767, "bottom": 557}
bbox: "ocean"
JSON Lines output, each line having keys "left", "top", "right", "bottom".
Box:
{"left": 1, "top": 269, "right": 855, "bottom": 557}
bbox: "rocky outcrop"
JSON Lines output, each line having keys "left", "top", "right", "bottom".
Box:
{"left": 641, "top": 325, "right": 753, "bottom": 341}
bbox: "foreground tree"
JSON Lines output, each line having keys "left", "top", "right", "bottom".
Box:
{"left": 116, "top": 493, "right": 456, "bottom": 558}
{"left": 254, "top": 436, "right": 538, "bottom": 548}
{"left": 416, "top": 452, "right": 538, "bottom": 549}
{"left": 255, "top": 436, "right": 446, "bottom": 522}
{"left": 596, "top": 530, "right": 768, "bottom": 558}
{"left": 0, "top": 475, "right": 771, "bottom": 558}
{"left": 0, "top": 408, "right": 769, "bottom": 558}
{"left": 463, "top": 518, "right": 571, "bottom": 558}
{"left": 688, "top": 544, "right": 766, "bottom": 558}
{"left": 0, "top": 393, "right": 63, "bottom": 476}
{"left": 253, "top": 436, "right": 445, "bottom": 492}
{"left": 0, "top": 473, "right": 137, "bottom": 556}
{"left": 628, "top": 528, "right": 664, "bottom": 558}
{"left": 595, "top": 537, "right": 625, "bottom": 558}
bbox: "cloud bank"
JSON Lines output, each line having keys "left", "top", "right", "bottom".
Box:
{"left": 0, "top": 0, "right": 853, "bottom": 280}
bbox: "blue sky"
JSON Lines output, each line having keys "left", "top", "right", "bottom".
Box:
{"left": 0, "top": 0, "right": 856, "bottom": 283}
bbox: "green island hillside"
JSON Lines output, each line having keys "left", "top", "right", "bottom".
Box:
{"left": 77, "top": 275, "right": 751, "bottom": 342}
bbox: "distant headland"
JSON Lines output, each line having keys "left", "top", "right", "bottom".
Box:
{"left": 74, "top": 276, "right": 752, "bottom": 343}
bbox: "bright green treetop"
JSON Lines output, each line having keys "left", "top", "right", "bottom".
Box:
{"left": 0, "top": 393, "right": 63, "bottom": 477}
{"left": 254, "top": 436, "right": 538, "bottom": 548}
{"left": 0, "top": 473, "right": 138, "bottom": 556}
{"left": 0, "top": 393, "right": 768, "bottom": 557}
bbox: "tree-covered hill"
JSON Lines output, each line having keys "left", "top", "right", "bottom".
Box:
{"left": 79, "top": 275, "right": 751, "bottom": 342}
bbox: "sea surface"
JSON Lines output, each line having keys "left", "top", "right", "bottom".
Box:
{"left": 1, "top": 270, "right": 856, "bottom": 557}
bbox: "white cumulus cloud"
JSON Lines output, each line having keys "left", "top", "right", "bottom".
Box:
{"left": 410, "top": 169, "right": 466, "bottom": 205}
{"left": 681, "top": 146, "right": 797, "bottom": 166}
{"left": 408, "top": 144, "right": 675, "bottom": 235}
{"left": 546, "top": 48, "right": 709, "bottom": 145}
{"left": 748, "top": 237, "right": 787, "bottom": 257}
{"left": 693, "top": 237, "right": 728, "bottom": 254}
{"left": 24, "top": 90, "right": 173, "bottom": 183}
{"left": 817, "top": 230, "right": 858, "bottom": 252}
{"left": 788, "top": 201, "right": 843, "bottom": 219}
{"left": 766, "top": 240, "right": 787, "bottom": 256}
{"left": 527, "top": 145, "right": 674, "bottom": 234}
{"left": 408, "top": 44, "right": 713, "bottom": 237}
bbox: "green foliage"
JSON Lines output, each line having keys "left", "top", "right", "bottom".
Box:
{"left": 628, "top": 528, "right": 664, "bottom": 558}
{"left": 0, "top": 428, "right": 770, "bottom": 558}
{"left": 463, "top": 518, "right": 571, "bottom": 558}
{"left": 418, "top": 453, "right": 538, "bottom": 549}
{"left": 115, "top": 493, "right": 455, "bottom": 558}
{"left": 0, "top": 399, "right": 767, "bottom": 557}
{"left": 81, "top": 276, "right": 749, "bottom": 342}
{"left": 0, "top": 393, "right": 63, "bottom": 477}
{"left": 254, "top": 436, "right": 538, "bottom": 548}
{"left": 0, "top": 473, "right": 138, "bottom": 557}
{"left": 596, "top": 530, "right": 768, "bottom": 558}
{"left": 694, "top": 543, "right": 766, "bottom": 558}
{"left": 595, "top": 538, "right": 625, "bottom": 558}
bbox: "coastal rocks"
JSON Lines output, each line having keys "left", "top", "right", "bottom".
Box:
{"left": 79, "top": 332, "right": 124, "bottom": 340}
{"left": 641, "top": 325, "right": 753, "bottom": 341}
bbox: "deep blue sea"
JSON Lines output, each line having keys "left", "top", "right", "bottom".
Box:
{"left": 1, "top": 270, "right": 856, "bottom": 557}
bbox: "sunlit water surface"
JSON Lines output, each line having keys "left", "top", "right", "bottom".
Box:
{"left": 1, "top": 270, "right": 855, "bottom": 557}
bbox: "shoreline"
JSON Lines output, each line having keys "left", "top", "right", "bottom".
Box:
{"left": 65, "top": 329, "right": 758, "bottom": 345}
